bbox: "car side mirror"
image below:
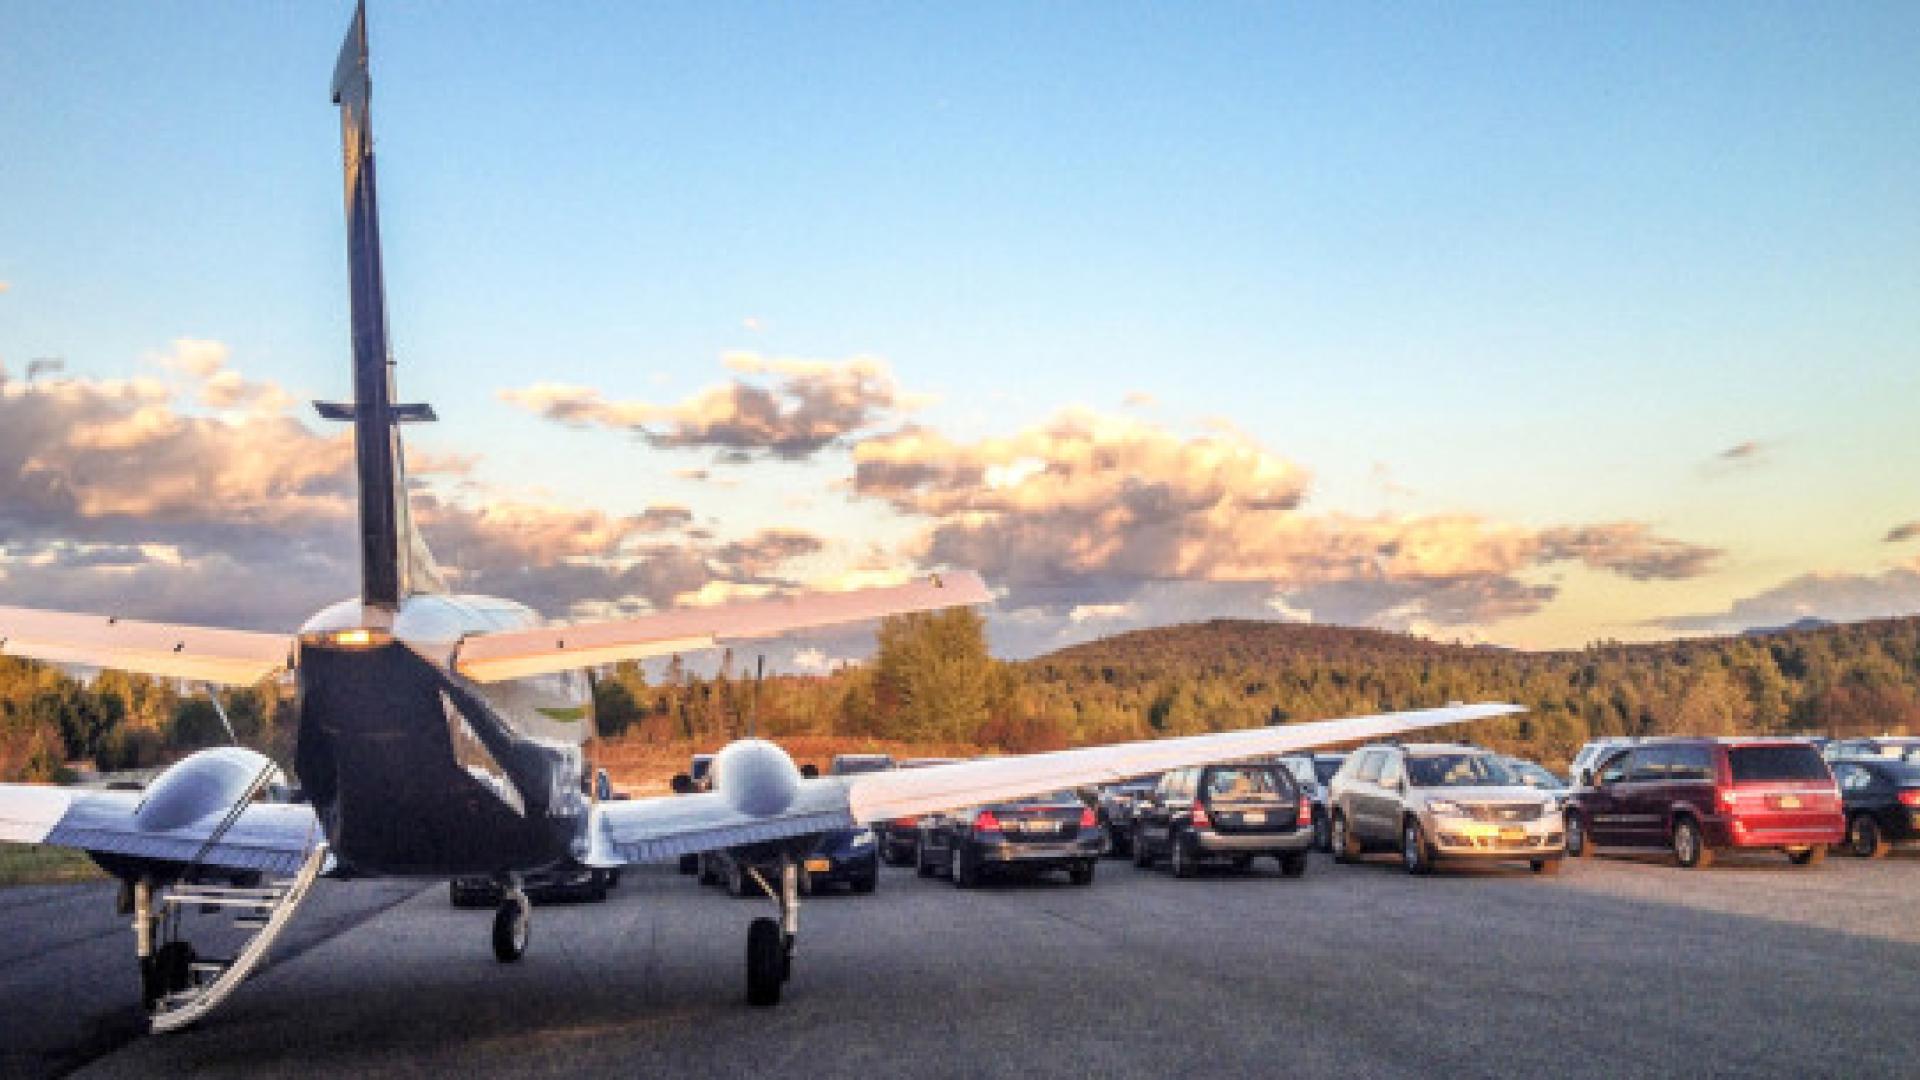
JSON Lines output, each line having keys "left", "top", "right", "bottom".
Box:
{"left": 670, "top": 773, "right": 695, "bottom": 795}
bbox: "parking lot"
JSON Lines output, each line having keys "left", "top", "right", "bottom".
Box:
{"left": 4, "top": 848, "right": 1914, "bottom": 1079}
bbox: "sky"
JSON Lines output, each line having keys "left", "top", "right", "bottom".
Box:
{"left": 2, "top": 2, "right": 1918, "bottom": 662}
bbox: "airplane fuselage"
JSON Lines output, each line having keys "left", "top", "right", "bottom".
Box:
{"left": 294, "top": 594, "right": 593, "bottom": 878}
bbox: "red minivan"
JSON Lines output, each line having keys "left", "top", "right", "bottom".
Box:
{"left": 1566, "top": 738, "right": 1842, "bottom": 868}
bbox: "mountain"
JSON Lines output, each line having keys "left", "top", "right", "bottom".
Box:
{"left": 1742, "top": 616, "right": 1836, "bottom": 638}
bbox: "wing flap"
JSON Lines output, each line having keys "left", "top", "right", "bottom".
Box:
{"left": 0, "top": 605, "right": 291, "bottom": 685}
{"left": 2, "top": 786, "right": 324, "bottom": 876}
{"left": 456, "top": 571, "right": 990, "bottom": 682}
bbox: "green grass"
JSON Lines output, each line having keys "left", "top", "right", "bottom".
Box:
{"left": 0, "top": 844, "right": 107, "bottom": 887}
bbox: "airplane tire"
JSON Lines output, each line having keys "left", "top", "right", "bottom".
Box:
{"left": 492, "top": 895, "right": 530, "bottom": 963}
{"left": 746, "top": 918, "right": 784, "bottom": 1007}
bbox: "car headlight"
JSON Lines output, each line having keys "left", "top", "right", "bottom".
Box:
{"left": 850, "top": 830, "right": 875, "bottom": 848}
{"left": 1427, "top": 799, "right": 1463, "bottom": 816}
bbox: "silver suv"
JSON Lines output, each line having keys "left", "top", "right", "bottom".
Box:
{"left": 1328, "top": 744, "right": 1566, "bottom": 875}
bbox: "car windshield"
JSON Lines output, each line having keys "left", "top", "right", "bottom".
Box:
{"left": 1506, "top": 760, "right": 1566, "bottom": 790}
{"left": 1406, "top": 754, "right": 1515, "bottom": 788}
{"left": 1728, "top": 746, "right": 1829, "bottom": 782}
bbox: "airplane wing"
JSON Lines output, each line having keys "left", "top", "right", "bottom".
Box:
{"left": 589, "top": 702, "right": 1518, "bottom": 864}
{"left": 0, "top": 605, "right": 292, "bottom": 685}
{"left": 454, "top": 571, "right": 992, "bottom": 682}
{"left": 0, "top": 785, "right": 324, "bottom": 876}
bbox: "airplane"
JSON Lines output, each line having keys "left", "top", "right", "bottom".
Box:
{"left": 0, "top": 2, "right": 1522, "bottom": 1034}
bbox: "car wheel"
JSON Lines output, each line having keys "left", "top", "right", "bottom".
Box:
{"left": 915, "top": 845, "right": 936, "bottom": 878}
{"left": 1331, "top": 813, "right": 1359, "bottom": 864}
{"left": 1401, "top": 818, "right": 1433, "bottom": 876}
{"left": 698, "top": 857, "right": 720, "bottom": 887}
{"left": 677, "top": 854, "right": 699, "bottom": 875}
{"left": 1172, "top": 833, "right": 1197, "bottom": 879}
{"left": 1847, "top": 814, "right": 1890, "bottom": 859}
{"left": 1565, "top": 812, "right": 1591, "bottom": 858}
{"left": 1132, "top": 831, "right": 1154, "bottom": 869}
{"left": 1312, "top": 809, "right": 1331, "bottom": 853}
{"left": 1530, "top": 858, "right": 1561, "bottom": 876}
{"left": 1069, "top": 861, "right": 1096, "bottom": 886}
{"left": 1787, "top": 844, "right": 1827, "bottom": 867}
{"left": 1111, "top": 829, "right": 1132, "bottom": 859}
{"left": 1279, "top": 851, "right": 1307, "bottom": 878}
{"left": 852, "top": 871, "right": 878, "bottom": 894}
{"left": 1672, "top": 816, "right": 1713, "bottom": 869}
{"left": 953, "top": 845, "right": 979, "bottom": 889}
{"left": 728, "top": 861, "right": 754, "bottom": 898}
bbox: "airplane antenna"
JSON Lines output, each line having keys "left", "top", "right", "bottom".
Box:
{"left": 749, "top": 655, "right": 765, "bottom": 738}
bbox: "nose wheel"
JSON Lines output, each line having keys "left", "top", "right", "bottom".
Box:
{"left": 743, "top": 856, "right": 799, "bottom": 1006}
{"left": 492, "top": 884, "right": 530, "bottom": 963}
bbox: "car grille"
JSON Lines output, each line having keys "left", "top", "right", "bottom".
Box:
{"left": 1462, "top": 803, "right": 1543, "bottom": 823}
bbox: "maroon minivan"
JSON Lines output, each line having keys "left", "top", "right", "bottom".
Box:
{"left": 1566, "top": 738, "right": 1842, "bottom": 868}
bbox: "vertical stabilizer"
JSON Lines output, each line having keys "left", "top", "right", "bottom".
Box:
{"left": 322, "top": 2, "right": 441, "bottom": 609}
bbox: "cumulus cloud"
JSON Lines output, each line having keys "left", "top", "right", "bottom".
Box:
{"left": 0, "top": 350, "right": 829, "bottom": 629}
{"left": 849, "top": 407, "right": 1718, "bottom": 643}
{"left": 500, "top": 351, "right": 926, "bottom": 461}
{"left": 1884, "top": 521, "right": 1920, "bottom": 544}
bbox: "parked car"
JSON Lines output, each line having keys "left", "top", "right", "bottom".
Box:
{"left": 829, "top": 754, "right": 896, "bottom": 776}
{"left": 1276, "top": 754, "right": 1343, "bottom": 851}
{"left": 1567, "top": 738, "right": 1639, "bottom": 787}
{"left": 1132, "top": 762, "right": 1312, "bottom": 878}
{"left": 1328, "top": 744, "right": 1564, "bottom": 875}
{"left": 879, "top": 757, "right": 960, "bottom": 866}
{"left": 450, "top": 861, "right": 612, "bottom": 907}
{"left": 1095, "top": 776, "right": 1162, "bottom": 858}
{"left": 918, "top": 790, "right": 1100, "bottom": 886}
{"left": 1825, "top": 737, "right": 1920, "bottom": 763}
{"left": 1565, "top": 738, "right": 1842, "bottom": 868}
{"left": 699, "top": 826, "right": 881, "bottom": 896}
{"left": 674, "top": 754, "right": 717, "bottom": 874}
{"left": 1500, "top": 756, "right": 1568, "bottom": 793}
{"left": 1830, "top": 756, "right": 1920, "bottom": 858}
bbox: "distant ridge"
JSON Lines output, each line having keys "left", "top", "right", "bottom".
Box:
{"left": 1035, "top": 618, "right": 1486, "bottom": 669}
{"left": 1741, "top": 616, "right": 1836, "bottom": 637}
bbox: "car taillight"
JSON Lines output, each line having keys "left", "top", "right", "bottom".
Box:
{"left": 1899, "top": 789, "right": 1920, "bottom": 808}
{"left": 1190, "top": 799, "right": 1211, "bottom": 828}
{"left": 1079, "top": 807, "right": 1097, "bottom": 829}
{"left": 973, "top": 809, "right": 1003, "bottom": 832}
{"left": 1296, "top": 796, "right": 1313, "bottom": 826}
{"left": 894, "top": 816, "right": 918, "bottom": 829}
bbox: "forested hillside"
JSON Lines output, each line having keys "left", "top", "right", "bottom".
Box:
{"left": 5, "top": 611, "right": 1919, "bottom": 782}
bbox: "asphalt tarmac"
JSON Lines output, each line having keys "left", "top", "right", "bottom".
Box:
{"left": 4, "top": 849, "right": 1916, "bottom": 1079}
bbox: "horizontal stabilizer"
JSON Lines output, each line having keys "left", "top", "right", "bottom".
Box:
{"left": 313, "top": 401, "right": 437, "bottom": 423}
{"left": 0, "top": 605, "right": 292, "bottom": 684}
{"left": 455, "top": 571, "right": 992, "bottom": 682}
{"left": 0, "top": 784, "right": 323, "bottom": 876}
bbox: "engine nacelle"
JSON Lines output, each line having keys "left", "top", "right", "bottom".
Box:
{"left": 135, "top": 746, "right": 279, "bottom": 832}
{"left": 710, "top": 739, "right": 803, "bottom": 817}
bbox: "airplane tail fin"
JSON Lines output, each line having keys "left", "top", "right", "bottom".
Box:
{"left": 319, "top": 1, "right": 443, "bottom": 609}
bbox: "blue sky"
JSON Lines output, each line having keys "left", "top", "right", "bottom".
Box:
{"left": 3, "top": 3, "right": 1918, "bottom": 655}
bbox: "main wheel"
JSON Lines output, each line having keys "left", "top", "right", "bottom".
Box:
{"left": 1331, "top": 814, "right": 1359, "bottom": 864}
{"left": 492, "top": 894, "right": 530, "bottom": 963}
{"left": 1069, "top": 861, "right": 1096, "bottom": 886}
{"left": 1672, "top": 817, "right": 1713, "bottom": 869}
{"left": 1847, "top": 814, "right": 1890, "bottom": 859}
{"left": 1171, "top": 833, "right": 1197, "bottom": 878}
{"left": 1565, "top": 812, "right": 1591, "bottom": 858}
{"left": 746, "top": 917, "right": 784, "bottom": 1007}
{"left": 1401, "top": 819, "right": 1434, "bottom": 876}
{"left": 1787, "top": 845, "right": 1827, "bottom": 867}
{"left": 1279, "top": 851, "right": 1308, "bottom": 878}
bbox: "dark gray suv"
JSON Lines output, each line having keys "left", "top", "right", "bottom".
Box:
{"left": 1130, "top": 762, "right": 1312, "bottom": 878}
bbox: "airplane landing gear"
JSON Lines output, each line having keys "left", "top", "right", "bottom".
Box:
{"left": 744, "top": 855, "right": 799, "bottom": 1006}
{"left": 492, "top": 883, "right": 530, "bottom": 963}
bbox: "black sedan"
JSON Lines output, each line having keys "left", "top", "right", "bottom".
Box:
{"left": 1831, "top": 756, "right": 1920, "bottom": 858}
{"left": 917, "top": 791, "right": 1100, "bottom": 886}
{"left": 699, "top": 827, "right": 880, "bottom": 896}
{"left": 1096, "top": 777, "right": 1161, "bottom": 858}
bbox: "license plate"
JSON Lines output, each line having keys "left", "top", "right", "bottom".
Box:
{"left": 804, "top": 858, "right": 831, "bottom": 873}
{"left": 1244, "top": 811, "right": 1266, "bottom": 824}
{"left": 1021, "top": 820, "right": 1060, "bottom": 833}
{"left": 1499, "top": 826, "right": 1526, "bottom": 840}
{"left": 1777, "top": 795, "right": 1802, "bottom": 809}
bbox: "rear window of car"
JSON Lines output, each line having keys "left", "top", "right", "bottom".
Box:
{"left": 1727, "top": 746, "right": 1829, "bottom": 783}
{"left": 830, "top": 756, "right": 895, "bottom": 776}
{"left": 1314, "top": 757, "right": 1345, "bottom": 785}
{"left": 1204, "top": 767, "right": 1284, "bottom": 799}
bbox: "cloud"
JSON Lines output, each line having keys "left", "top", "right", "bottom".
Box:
{"left": 1701, "top": 439, "right": 1774, "bottom": 477}
{"left": 1884, "top": 521, "right": 1920, "bottom": 544}
{"left": 1122, "top": 391, "right": 1157, "bottom": 408}
{"left": 850, "top": 406, "right": 1718, "bottom": 644}
{"left": 0, "top": 350, "right": 829, "bottom": 630}
{"left": 500, "top": 352, "right": 926, "bottom": 461}
{"left": 0, "top": 281, "right": 10, "bottom": 295}
{"left": 1657, "top": 562, "right": 1920, "bottom": 635}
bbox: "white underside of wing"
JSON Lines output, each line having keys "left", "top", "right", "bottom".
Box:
{"left": 0, "top": 605, "right": 291, "bottom": 685}
{"left": 455, "top": 571, "right": 990, "bottom": 683}
{"left": 0, "top": 786, "right": 72, "bottom": 844}
{"left": 843, "top": 703, "right": 1522, "bottom": 823}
